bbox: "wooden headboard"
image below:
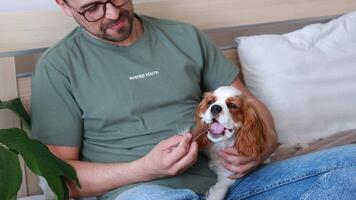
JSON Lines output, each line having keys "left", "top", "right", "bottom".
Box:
{"left": 1, "top": 0, "right": 355, "bottom": 198}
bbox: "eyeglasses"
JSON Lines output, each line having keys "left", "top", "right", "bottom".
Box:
{"left": 65, "top": 0, "right": 130, "bottom": 22}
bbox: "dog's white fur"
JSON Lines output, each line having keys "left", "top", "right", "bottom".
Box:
{"left": 199, "top": 86, "right": 242, "bottom": 200}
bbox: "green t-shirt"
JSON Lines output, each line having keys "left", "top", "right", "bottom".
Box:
{"left": 31, "top": 15, "right": 239, "bottom": 199}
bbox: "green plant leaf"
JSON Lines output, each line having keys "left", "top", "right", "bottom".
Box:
{"left": 0, "top": 128, "right": 80, "bottom": 200}
{"left": 0, "top": 98, "right": 31, "bottom": 129}
{"left": 0, "top": 145, "right": 22, "bottom": 200}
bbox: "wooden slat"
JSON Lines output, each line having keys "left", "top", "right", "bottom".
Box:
{"left": 222, "top": 48, "right": 239, "bottom": 67}
{"left": 18, "top": 158, "right": 29, "bottom": 198}
{"left": 0, "top": 57, "right": 28, "bottom": 197}
{"left": 26, "top": 170, "right": 41, "bottom": 196}
{"left": 222, "top": 48, "right": 245, "bottom": 82}
{"left": 14, "top": 77, "right": 34, "bottom": 196}
{"left": 1, "top": 0, "right": 356, "bottom": 54}
{"left": 0, "top": 57, "right": 19, "bottom": 123}
{"left": 17, "top": 77, "right": 32, "bottom": 113}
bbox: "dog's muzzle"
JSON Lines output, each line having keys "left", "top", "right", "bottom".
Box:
{"left": 210, "top": 104, "right": 222, "bottom": 116}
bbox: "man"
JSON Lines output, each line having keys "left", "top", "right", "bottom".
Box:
{"left": 31, "top": 0, "right": 356, "bottom": 199}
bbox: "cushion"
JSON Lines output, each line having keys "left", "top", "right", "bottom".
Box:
{"left": 269, "top": 129, "right": 356, "bottom": 162}
{"left": 236, "top": 11, "right": 356, "bottom": 144}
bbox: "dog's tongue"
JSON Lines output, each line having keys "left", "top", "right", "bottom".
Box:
{"left": 210, "top": 122, "right": 225, "bottom": 135}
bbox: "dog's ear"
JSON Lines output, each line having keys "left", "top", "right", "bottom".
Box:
{"left": 194, "top": 92, "right": 212, "bottom": 150}
{"left": 235, "top": 99, "right": 266, "bottom": 159}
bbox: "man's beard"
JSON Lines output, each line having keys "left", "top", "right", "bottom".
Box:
{"left": 78, "top": 9, "right": 135, "bottom": 43}
{"left": 100, "top": 10, "right": 135, "bottom": 42}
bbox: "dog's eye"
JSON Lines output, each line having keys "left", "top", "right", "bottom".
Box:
{"left": 207, "top": 100, "right": 215, "bottom": 105}
{"left": 227, "top": 103, "right": 238, "bottom": 109}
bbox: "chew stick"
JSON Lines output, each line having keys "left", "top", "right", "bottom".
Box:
{"left": 191, "top": 123, "right": 210, "bottom": 141}
{"left": 167, "top": 124, "right": 210, "bottom": 153}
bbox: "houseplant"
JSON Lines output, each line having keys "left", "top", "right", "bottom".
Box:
{"left": 0, "top": 98, "right": 80, "bottom": 200}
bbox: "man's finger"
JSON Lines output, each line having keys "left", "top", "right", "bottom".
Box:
{"left": 166, "top": 134, "right": 192, "bottom": 164}
{"left": 218, "top": 151, "right": 253, "bottom": 165}
{"left": 161, "top": 135, "right": 183, "bottom": 147}
{"left": 221, "top": 159, "right": 259, "bottom": 174}
{"left": 221, "top": 160, "right": 240, "bottom": 174}
{"left": 171, "top": 141, "right": 198, "bottom": 174}
{"left": 164, "top": 133, "right": 191, "bottom": 146}
{"left": 228, "top": 173, "right": 245, "bottom": 179}
{"left": 221, "top": 147, "right": 239, "bottom": 155}
{"left": 239, "top": 161, "right": 258, "bottom": 174}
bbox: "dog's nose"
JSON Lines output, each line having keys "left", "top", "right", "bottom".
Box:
{"left": 211, "top": 105, "right": 222, "bottom": 116}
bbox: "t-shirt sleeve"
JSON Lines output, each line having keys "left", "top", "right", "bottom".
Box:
{"left": 31, "top": 58, "right": 82, "bottom": 147}
{"left": 195, "top": 27, "right": 240, "bottom": 92}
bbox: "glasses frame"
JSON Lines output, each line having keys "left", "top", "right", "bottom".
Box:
{"left": 65, "top": 0, "right": 130, "bottom": 22}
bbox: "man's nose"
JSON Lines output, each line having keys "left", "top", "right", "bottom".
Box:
{"left": 105, "top": 3, "right": 120, "bottom": 20}
{"left": 210, "top": 105, "right": 222, "bottom": 116}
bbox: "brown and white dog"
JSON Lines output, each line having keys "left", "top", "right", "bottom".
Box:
{"left": 195, "top": 86, "right": 267, "bottom": 200}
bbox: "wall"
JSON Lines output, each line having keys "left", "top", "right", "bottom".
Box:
{"left": 0, "top": 0, "right": 58, "bottom": 12}
{"left": 0, "top": 0, "right": 170, "bottom": 12}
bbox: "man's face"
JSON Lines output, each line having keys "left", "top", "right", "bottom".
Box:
{"left": 63, "top": 0, "right": 135, "bottom": 43}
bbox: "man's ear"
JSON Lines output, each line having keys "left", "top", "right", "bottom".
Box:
{"left": 55, "top": 0, "right": 73, "bottom": 17}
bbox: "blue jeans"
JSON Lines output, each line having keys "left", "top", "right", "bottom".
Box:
{"left": 115, "top": 145, "right": 356, "bottom": 200}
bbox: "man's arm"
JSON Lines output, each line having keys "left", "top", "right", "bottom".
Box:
{"left": 217, "top": 76, "right": 278, "bottom": 179}
{"left": 48, "top": 133, "right": 198, "bottom": 198}
{"left": 48, "top": 145, "right": 141, "bottom": 197}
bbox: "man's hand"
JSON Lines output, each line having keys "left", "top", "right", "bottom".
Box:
{"left": 138, "top": 133, "right": 198, "bottom": 180}
{"left": 218, "top": 147, "right": 266, "bottom": 179}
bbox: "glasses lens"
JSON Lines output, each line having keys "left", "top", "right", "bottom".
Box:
{"left": 85, "top": 4, "right": 105, "bottom": 22}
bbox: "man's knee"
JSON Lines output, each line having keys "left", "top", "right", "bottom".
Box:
{"left": 115, "top": 184, "right": 200, "bottom": 200}
{"left": 301, "top": 166, "right": 356, "bottom": 200}
{"left": 115, "top": 185, "right": 167, "bottom": 200}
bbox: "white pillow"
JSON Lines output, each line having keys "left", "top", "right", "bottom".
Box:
{"left": 236, "top": 11, "right": 356, "bottom": 144}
